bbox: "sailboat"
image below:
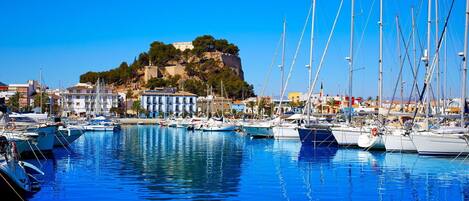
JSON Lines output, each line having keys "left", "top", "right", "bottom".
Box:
{"left": 202, "top": 81, "right": 237, "bottom": 132}
{"left": 409, "top": 0, "right": 469, "bottom": 156}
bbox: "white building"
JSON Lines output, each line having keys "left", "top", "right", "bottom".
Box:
{"left": 172, "top": 42, "right": 194, "bottom": 51}
{"left": 62, "top": 83, "right": 119, "bottom": 117}
{"left": 141, "top": 88, "right": 197, "bottom": 118}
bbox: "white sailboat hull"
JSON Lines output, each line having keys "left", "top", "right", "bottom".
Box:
{"left": 412, "top": 133, "right": 469, "bottom": 155}
{"left": 331, "top": 127, "right": 365, "bottom": 146}
{"left": 272, "top": 126, "right": 299, "bottom": 139}
{"left": 202, "top": 125, "right": 237, "bottom": 132}
{"left": 383, "top": 134, "right": 417, "bottom": 152}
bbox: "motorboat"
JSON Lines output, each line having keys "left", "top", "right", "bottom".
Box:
{"left": 0, "top": 135, "right": 43, "bottom": 199}
{"left": 84, "top": 116, "right": 120, "bottom": 132}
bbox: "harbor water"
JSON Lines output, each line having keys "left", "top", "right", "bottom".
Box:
{"left": 29, "top": 125, "right": 469, "bottom": 200}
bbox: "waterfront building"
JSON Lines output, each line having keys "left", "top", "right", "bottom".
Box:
{"left": 0, "top": 82, "right": 7, "bottom": 91}
{"left": 8, "top": 80, "right": 39, "bottom": 109}
{"left": 141, "top": 88, "right": 197, "bottom": 118}
{"left": 288, "top": 92, "right": 302, "bottom": 104}
{"left": 197, "top": 96, "right": 232, "bottom": 116}
{"left": 231, "top": 100, "right": 245, "bottom": 113}
{"left": 61, "top": 83, "right": 119, "bottom": 117}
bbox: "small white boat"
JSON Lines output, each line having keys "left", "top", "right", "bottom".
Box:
{"left": 202, "top": 118, "right": 237, "bottom": 132}
{"left": 357, "top": 128, "right": 385, "bottom": 150}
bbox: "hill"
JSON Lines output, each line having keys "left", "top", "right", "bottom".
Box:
{"left": 79, "top": 35, "right": 255, "bottom": 99}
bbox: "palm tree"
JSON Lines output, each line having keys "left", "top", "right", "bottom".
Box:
{"left": 247, "top": 101, "right": 256, "bottom": 116}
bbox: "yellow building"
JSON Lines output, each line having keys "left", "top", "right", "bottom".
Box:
{"left": 288, "top": 92, "right": 302, "bottom": 104}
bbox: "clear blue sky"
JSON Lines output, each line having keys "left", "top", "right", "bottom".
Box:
{"left": 0, "top": 0, "right": 466, "bottom": 99}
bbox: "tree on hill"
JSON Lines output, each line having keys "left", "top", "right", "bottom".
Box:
{"left": 149, "top": 42, "right": 181, "bottom": 66}
{"left": 192, "top": 35, "right": 239, "bottom": 56}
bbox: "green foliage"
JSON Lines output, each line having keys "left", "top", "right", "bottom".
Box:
{"left": 184, "top": 79, "right": 205, "bottom": 96}
{"left": 149, "top": 42, "right": 180, "bottom": 66}
{"left": 145, "top": 75, "right": 181, "bottom": 90}
{"left": 33, "top": 92, "right": 50, "bottom": 112}
{"left": 132, "top": 100, "right": 144, "bottom": 116}
{"left": 192, "top": 35, "right": 239, "bottom": 56}
{"left": 7, "top": 92, "right": 20, "bottom": 112}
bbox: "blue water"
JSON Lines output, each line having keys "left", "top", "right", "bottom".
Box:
{"left": 28, "top": 125, "right": 469, "bottom": 201}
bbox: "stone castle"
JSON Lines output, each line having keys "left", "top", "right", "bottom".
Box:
{"left": 144, "top": 42, "right": 244, "bottom": 84}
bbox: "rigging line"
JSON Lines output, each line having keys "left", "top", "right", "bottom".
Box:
{"left": 277, "top": 5, "right": 312, "bottom": 115}
{"left": 303, "top": 0, "right": 344, "bottom": 112}
{"left": 385, "top": 16, "right": 412, "bottom": 119}
{"left": 397, "top": 17, "right": 422, "bottom": 99}
{"left": 354, "top": 0, "right": 376, "bottom": 60}
{"left": 258, "top": 33, "right": 283, "bottom": 117}
{"left": 411, "top": 0, "right": 456, "bottom": 125}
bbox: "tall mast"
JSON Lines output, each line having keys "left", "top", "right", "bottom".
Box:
{"left": 396, "top": 16, "right": 403, "bottom": 112}
{"left": 425, "top": 0, "right": 432, "bottom": 119}
{"left": 443, "top": 30, "right": 447, "bottom": 115}
{"left": 435, "top": 0, "right": 440, "bottom": 117}
{"left": 307, "top": 0, "right": 316, "bottom": 125}
{"left": 39, "top": 68, "right": 43, "bottom": 114}
{"left": 412, "top": 8, "right": 417, "bottom": 102}
{"left": 461, "top": 0, "right": 469, "bottom": 127}
{"left": 281, "top": 18, "right": 286, "bottom": 103}
{"left": 308, "top": 0, "right": 316, "bottom": 93}
{"left": 347, "top": 0, "right": 355, "bottom": 124}
{"left": 378, "top": 0, "right": 383, "bottom": 109}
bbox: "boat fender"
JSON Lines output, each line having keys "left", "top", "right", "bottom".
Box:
{"left": 11, "top": 141, "right": 19, "bottom": 160}
{"left": 371, "top": 128, "right": 378, "bottom": 137}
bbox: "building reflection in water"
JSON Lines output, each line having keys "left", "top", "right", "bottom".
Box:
{"left": 115, "top": 126, "right": 244, "bottom": 200}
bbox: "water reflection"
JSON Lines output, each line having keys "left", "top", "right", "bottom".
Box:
{"left": 28, "top": 126, "right": 469, "bottom": 201}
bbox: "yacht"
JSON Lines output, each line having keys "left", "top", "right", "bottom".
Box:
{"left": 84, "top": 116, "right": 120, "bottom": 132}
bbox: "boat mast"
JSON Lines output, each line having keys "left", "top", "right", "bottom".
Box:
{"left": 443, "top": 29, "right": 447, "bottom": 115}
{"left": 461, "top": 0, "right": 469, "bottom": 127}
{"left": 347, "top": 0, "right": 355, "bottom": 124}
{"left": 378, "top": 0, "right": 383, "bottom": 109}
{"left": 435, "top": 0, "right": 440, "bottom": 117}
{"left": 281, "top": 18, "right": 286, "bottom": 108}
{"left": 425, "top": 0, "right": 432, "bottom": 119}
{"left": 396, "top": 16, "right": 403, "bottom": 112}
{"left": 307, "top": 0, "right": 316, "bottom": 125}
{"left": 412, "top": 8, "right": 417, "bottom": 102}
{"left": 39, "top": 68, "right": 43, "bottom": 114}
